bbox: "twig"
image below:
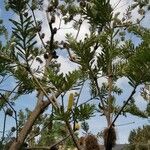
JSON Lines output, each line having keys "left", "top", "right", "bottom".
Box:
{"left": 75, "top": 17, "right": 83, "bottom": 40}
{"left": 27, "top": 111, "right": 54, "bottom": 142}
{"left": 89, "top": 67, "right": 106, "bottom": 114}
{"left": 75, "top": 80, "right": 85, "bottom": 107}
{"left": 0, "top": 89, "right": 23, "bottom": 94}
{"left": 116, "top": 121, "right": 135, "bottom": 127}
{"left": 65, "top": 121, "right": 81, "bottom": 150}
{"left": 106, "top": 86, "right": 137, "bottom": 150}
{"left": 28, "top": 4, "right": 47, "bottom": 49}
{"left": 111, "top": 86, "right": 137, "bottom": 127}
{"left": 0, "top": 93, "right": 18, "bottom": 141}
{"left": 50, "top": 89, "right": 60, "bottom": 108}
{"left": 2, "top": 113, "right": 7, "bottom": 142}
{"left": 46, "top": 12, "right": 55, "bottom": 52}
{"left": 113, "top": 0, "right": 122, "bottom": 11}
{"left": 50, "top": 134, "right": 71, "bottom": 148}
{"left": 25, "top": 134, "right": 70, "bottom": 150}
{"left": 30, "top": 73, "right": 58, "bottom": 109}
{"left": 8, "top": 82, "right": 22, "bottom": 97}
{"left": 57, "top": 15, "right": 62, "bottom": 30}
{"left": 77, "top": 97, "right": 98, "bottom": 108}
{"left": 0, "top": 76, "right": 6, "bottom": 84}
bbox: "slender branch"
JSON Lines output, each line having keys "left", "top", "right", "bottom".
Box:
{"left": 116, "top": 121, "right": 135, "bottom": 127}
{"left": 0, "top": 55, "right": 27, "bottom": 69}
{"left": 113, "top": 15, "right": 145, "bottom": 29}
{"left": 2, "top": 113, "right": 7, "bottom": 142}
{"left": 65, "top": 121, "right": 81, "bottom": 150}
{"left": 106, "top": 86, "right": 137, "bottom": 150}
{"left": 113, "top": 0, "right": 122, "bottom": 11}
{"left": 57, "top": 15, "right": 62, "bottom": 30}
{"left": 75, "top": 23, "right": 82, "bottom": 40}
{"left": 75, "top": 80, "right": 85, "bottom": 107}
{"left": 0, "top": 76, "right": 6, "bottom": 84}
{"left": 111, "top": 86, "right": 137, "bottom": 127}
{"left": 27, "top": 113, "right": 53, "bottom": 142}
{"left": 46, "top": 12, "right": 55, "bottom": 52}
{"left": 72, "top": 80, "right": 85, "bottom": 130}
{"left": 0, "top": 89, "right": 22, "bottom": 94}
{"left": 0, "top": 93, "right": 18, "bottom": 141}
{"left": 25, "top": 133, "right": 71, "bottom": 150}
{"left": 0, "top": 75, "right": 12, "bottom": 85}
{"left": 28, "top": 4, "right": 47, "bottom": 49}
{"left": 29, "top": 72, "right": 58, "bottom": 108}
{"left": 59, "top": 26, "right": 73, "bottom": 30}
{"left": 50, "top": 89, "right": 60, "bottom": 108}
{"left": 77, "top": 97, "right": 98, "bottom": 108}
{"left": 0, "top": 93, "right": 17, "bottom": 120}
{"left": 0, "top": 130, "right": 9, "bottom": 133}
{"left": 8, "top": 82, "right": 22, "bottom": 97}
{"left": 50, "top": 134, "right": 71, "bottom": 148}
{"left": 106, "top": 30, "right": 114, "bottom": 126}
{"left": 89, "top": 68, "right": 106, "bottom": 113}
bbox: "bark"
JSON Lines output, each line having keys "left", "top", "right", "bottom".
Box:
{"left": 9, "top": 93, "right": 59, "bottom": 150}
{"left": 105, "top": 42, "right": 114, "bottom": 150}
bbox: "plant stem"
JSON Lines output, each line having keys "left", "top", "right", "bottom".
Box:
{"left": 65, "top": 121, "right": 81, "bottom": 150}
{"left": 2, "top": 114, "right": 7, "bottom": 142}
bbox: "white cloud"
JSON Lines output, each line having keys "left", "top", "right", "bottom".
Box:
{"left": 110, "top": 0, "right": 131, "bottom": 17}
{"left": 30, "top": 54, "right": 79, "bottom": 78}
{"left": 110, "top": 0, "right": 145, "bottom": 27}
{"left": 133, "top": 86, "right": 148, "bottom": 110}
{"left": 57, "top": 55, "right": 79, "bottom": 74}
{"left": 110, "top": 0, "right": 130, "bottom": 10}
{"left": 34, "top": 12, "right": 90, "bottom": 44}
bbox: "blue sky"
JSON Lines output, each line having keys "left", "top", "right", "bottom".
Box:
{"left": 0, "top": 0, "right": 150, "bottom": 145}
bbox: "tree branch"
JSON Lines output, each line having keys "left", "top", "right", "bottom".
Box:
{"left": 106, "top": 85, "right": 137, "bottom": 150}
{"left": 111, "top": 86, "right": 137, "bottom": 127}
{"left": 65, "top": 121, "right": 81, "bottom": 150}
{"left": 0, "top": 93, "right": 18, "bottom": 141}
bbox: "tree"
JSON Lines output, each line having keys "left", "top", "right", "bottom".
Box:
{"left": 0, "top": 0, "right": 150, "bottom": 150}
{"left": 127, "top": 125, "right": 150, "bottom": 150}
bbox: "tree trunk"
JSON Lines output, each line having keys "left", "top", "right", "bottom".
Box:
{"left": 9, "top": 93, "right": 59, "bottom": 150}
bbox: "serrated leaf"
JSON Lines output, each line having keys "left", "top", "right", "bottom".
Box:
{"left": 9, "top": 19, "right": 21, "bottom": 27}
{"left": 26, "top": 35, "right": 37, "bottom": 45}
{"left": 12, "top": 31, "right": 23, "bottom": 41}
{"left": 74, "top": 104, "right": 95, "bottom": 121}
{"left": 27, "top": 41, "right": 37, "bottom": 49}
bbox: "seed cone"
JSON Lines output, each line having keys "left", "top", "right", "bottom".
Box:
{"left": 103, "top": 127, "right": 116, "bottom": 150}
{"left": 84, "top": 135, "right": 100, "bottom": 150}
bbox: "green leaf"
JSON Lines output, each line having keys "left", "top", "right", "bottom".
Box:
{"left": 26, "top": 34, "right": 37, "bottom": 45}
{"left": 9, "top": 19, "right": 21, "bottom": 28}
{"left": 81, "top": 121, "right": 89, "bottom": 133}
{"left": 74, "top": 104, "right": 95, "bottom": 121}
{"left": 0, "top": 96, "right": 6, "bottom": 110}
{"left": 12, "top": 31, "right": 23, "bottom": 41}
